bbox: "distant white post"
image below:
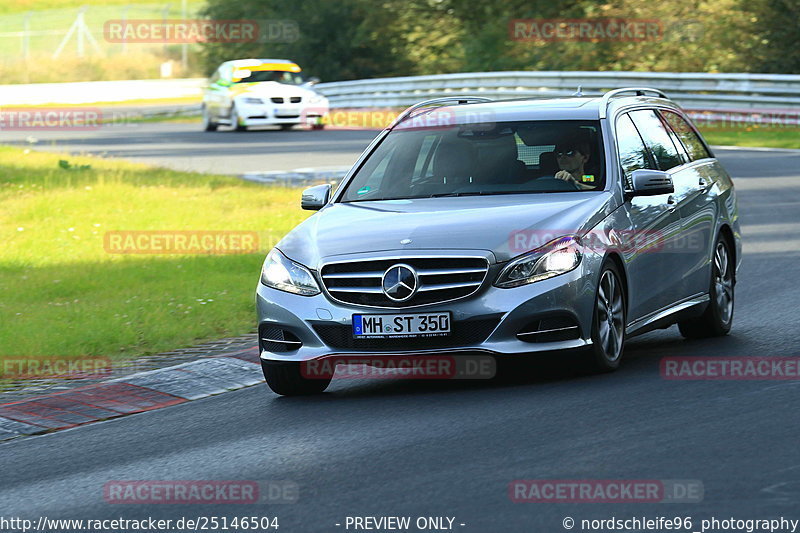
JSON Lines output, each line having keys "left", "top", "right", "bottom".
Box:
{"left": 53, "top": 7, "right": 102, "bottom": 59}
{"left": 181, "top": 0, "right": 188, "bottom": 71}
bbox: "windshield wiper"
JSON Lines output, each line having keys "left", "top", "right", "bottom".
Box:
{"left": 428, "top": 191, "right": 487, "bottom": 198}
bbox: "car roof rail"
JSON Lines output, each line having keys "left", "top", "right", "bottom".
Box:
{"left": 391, "top": 96, "right": 493, "bottom": 128}
{"left": 599, "top": 87, "right": 668, "bottom": 119}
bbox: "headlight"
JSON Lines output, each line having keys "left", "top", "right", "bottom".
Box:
{"left": 495, "top": 236, "right": 582, "bottom": 288}
{"left": 308, "top": 94, "right": 327, "bottom": 104}
{"left": 260, "top": 249, "right": 320, "bottom": 296}
{"left": 242, "top": 97, "right": 264, "bottom": 104}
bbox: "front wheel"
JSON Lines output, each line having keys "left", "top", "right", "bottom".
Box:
{"left": 585, "top": 261, "right": 626, "bottom": 372}
{"left": 201, "top": 105, "right": 217, "bottom": 131}
{"left": 229, "top": 105, "right": 247, "bottom": 131}
{"left": 678, "top": 236, "right": 734, "bottom": 338}
{"left": 261, "top": 361, "right": 331, "bottom": 396}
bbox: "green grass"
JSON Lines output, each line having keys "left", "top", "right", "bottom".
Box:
{"left": 0, "top": 146, "right": 311, "bottom": 363}
{"left": 698, "top": 124, "right": 800, "bottom": 149}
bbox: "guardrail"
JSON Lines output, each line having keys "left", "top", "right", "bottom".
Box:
{"left": 2, "top": 71, "right": 798, "bottom": 123}
{"left": 316, "top": 71, "right": 800, "bottom": 112}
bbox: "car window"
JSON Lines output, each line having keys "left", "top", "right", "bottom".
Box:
{"left": 629, "top": 110, "right": 684, "bottom": 171}
{"left": 660, "top": 110, "right": 711, "bottom": 161}
{"left": 219, "top": 63, "right": 233, "bottom": 84}
{"left": 209, "top": 69, "right": 221, "bottom": 86}
{"left": 516, "top": 139, "right": 555, "bottom": 166}
{"left": 352, "top": 143, "right": 399, "bottom": 198}
{"left": 411, "top": 134, "right": 439, "bottom": 181}
{"left": 615, "top": 114, "right": 651, "bottom": 185}
{"left": 658, "top": 112, "right": 689, "bottom": 164}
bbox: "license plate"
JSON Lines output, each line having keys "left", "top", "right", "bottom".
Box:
{"left": 353, "top": 312, "right": 451, "bottom": 338}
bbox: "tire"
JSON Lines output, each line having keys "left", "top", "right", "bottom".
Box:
{"left": 201, "top": 105, "right": 217, "bottom": 132}
{"left": 311, "top": 123, "right": 325, "bottom": 130}
{"left": 261, "top": 361, "right": 331, "bottom": 396}
{"left": 678, "top": 235, "right": 734, "bottom": 338}
{"left": 229, "top": 105, "right": 247, "bottom": 131}
{"left": 280, "top": 124, "right": 294, "bottom": 131}
{"left": 585, "top": 260, "right": 626, "bottom": 372}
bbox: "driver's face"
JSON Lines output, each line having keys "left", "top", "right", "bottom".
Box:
{"left": 556, "top": 147, "right": 588, "bottom": 172}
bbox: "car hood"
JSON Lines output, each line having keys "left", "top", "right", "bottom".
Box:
{"left": 277, "top": 192, "right": 619, "bottom": 268}
{"left": 230, "top": 82, "right": 321, "bottom": 99}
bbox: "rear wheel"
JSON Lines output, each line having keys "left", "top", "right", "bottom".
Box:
{"left": 678, "top": 236, "right": 734, "bottom": 338}
{"left": 261, "top": 361, "right": 331, "bottom": 396}
{"left": 585, "top": 261, "right": 626, "bottom": 372}
{"left": 201, "top": 105, "right": 217, "bottom": 131}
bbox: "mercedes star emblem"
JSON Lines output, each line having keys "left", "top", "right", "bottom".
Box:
{"left": 381, "top": 264, "right": 419, "bottom": 302}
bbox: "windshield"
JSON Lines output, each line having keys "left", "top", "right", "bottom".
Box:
{"left": 340, "top": 119, "right": 605, "bottom": 202}
{"left": 233, "top": 70, "right": 304, "bottom": 85}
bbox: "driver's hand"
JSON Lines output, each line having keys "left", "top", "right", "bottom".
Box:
{"left": 555, "top": 170, "right": 577, "bottom": 183}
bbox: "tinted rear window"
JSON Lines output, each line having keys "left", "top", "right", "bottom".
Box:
{"left": 660, "top": 110, "right": 711, "bottom": 161}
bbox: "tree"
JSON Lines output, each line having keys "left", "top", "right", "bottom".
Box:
{"left": 201, "top": 0, "right": 414, "bottom": 80}
{"left": 740, "top": 0, "right": 800, "bottom": 73}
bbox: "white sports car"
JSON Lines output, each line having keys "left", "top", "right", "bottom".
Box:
{"left": 202, "top": 58, "right": 330, "bottom": 131}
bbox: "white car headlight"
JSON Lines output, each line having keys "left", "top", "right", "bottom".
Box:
{"left": 261, "top": 248, "right": 320, "bottom": 296}
{"left": 307, "top": 93, "right": 327, "bottom": 104}
{"left": 242, "top": 97, "right": 264, "bottom": 104}
{"left": 495, "top": 236, "right": 582, "bottom": 288}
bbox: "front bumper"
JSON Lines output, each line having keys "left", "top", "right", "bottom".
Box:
{"left": 236, "top": 101, "right": 328, "bottom": 126}
{"left": 256, "top": 251, "right": 602, "bottom": 363}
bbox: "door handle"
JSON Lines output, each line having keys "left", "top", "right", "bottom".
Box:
{"left": 698, "top": 177, "right": 711, "bottom": 191}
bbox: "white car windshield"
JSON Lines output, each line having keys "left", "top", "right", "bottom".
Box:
{"left": 234, "top": 70, "right": 304, "bottom": 85}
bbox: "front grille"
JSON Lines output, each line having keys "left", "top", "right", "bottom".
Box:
{"left": 290, "top": 96, "right": 302, "bottom": 103}
{"left": 313, "top": 317, "right": 500, "bottom": 351}
{"left": 320, "top": 256, "right": 489, "bottom": 308}
{"left": 270, "top": 97, "right": 284, "bottom": 104}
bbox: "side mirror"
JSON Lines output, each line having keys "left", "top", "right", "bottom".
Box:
{"left": 628, "top": 169, "right": 674, "bottom": 197}
{"left": 304, "top": 77, "right": 320, "bottom": 87}
{"left": 301, "top": 184, "right": 331, "bottom": 210}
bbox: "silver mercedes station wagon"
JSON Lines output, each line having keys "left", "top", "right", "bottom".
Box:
{"left": 256, "top": 88, "right": 741, "bottom": 395}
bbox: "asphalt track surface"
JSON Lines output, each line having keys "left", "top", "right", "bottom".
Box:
{"left": 2, "top": 125, "right": 800, "bottom": 532}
